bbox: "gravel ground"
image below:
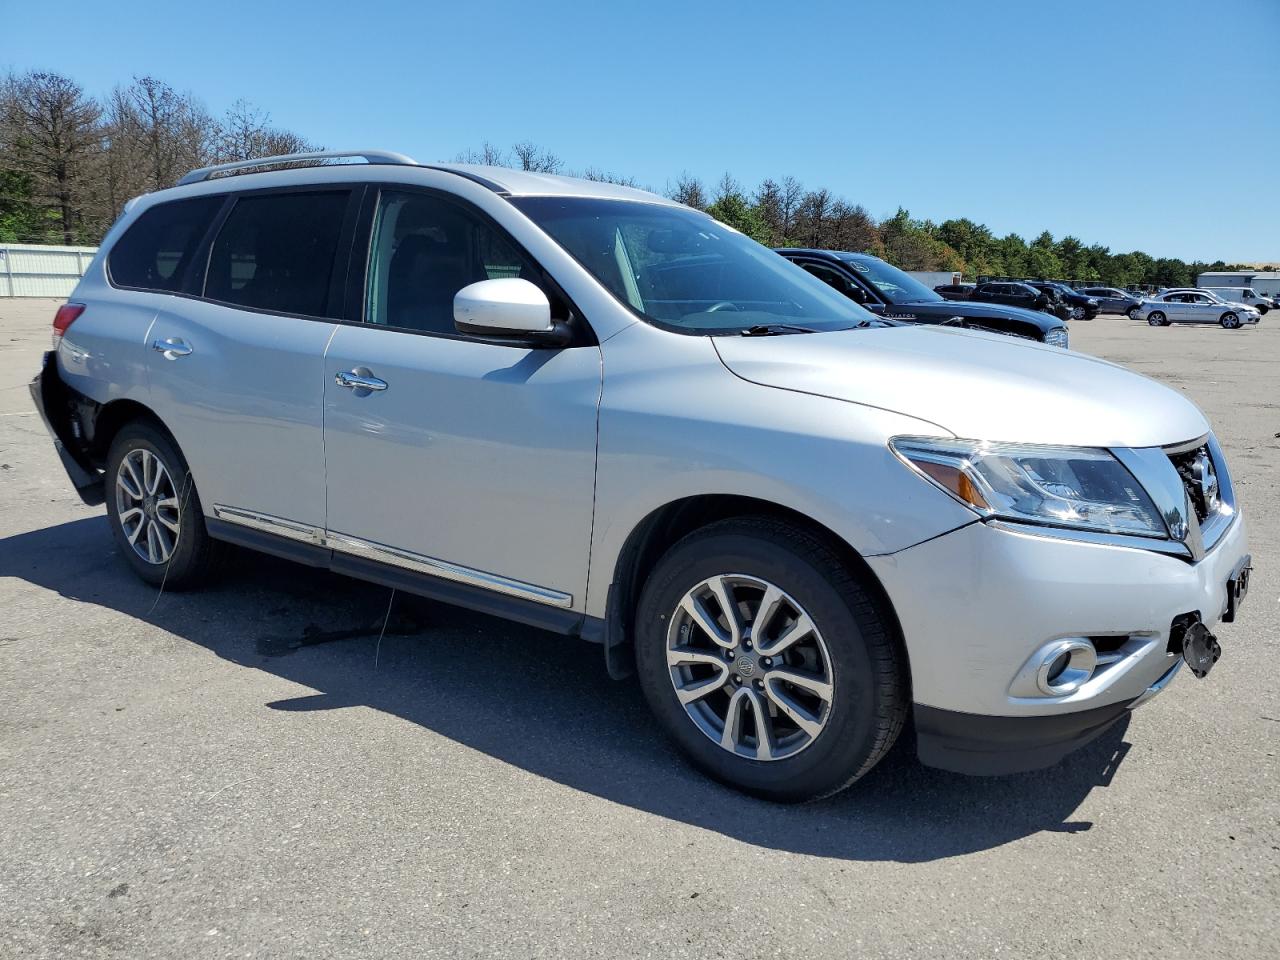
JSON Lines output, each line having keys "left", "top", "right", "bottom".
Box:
{"left": 1, "top": 298, "right": 1276, "bottom": 959}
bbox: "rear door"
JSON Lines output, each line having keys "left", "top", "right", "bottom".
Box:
{"left": 146, "top": 186, "right": 360, "bottom": 536}
{"left": 321, "top": 186, "right": 601, "bottom": 610}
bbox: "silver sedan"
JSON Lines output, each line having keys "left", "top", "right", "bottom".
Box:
{"left": 1134, "top": 291, "right": 1261, "bottom": 329}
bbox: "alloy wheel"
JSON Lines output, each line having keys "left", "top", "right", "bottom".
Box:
{"left": 115, "top": 448, "right": 181, "bottom": 564}
{"left": 666, "top": 574, "right": 834, "bottom": 761}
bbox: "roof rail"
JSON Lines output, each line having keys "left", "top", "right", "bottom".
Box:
{"left": 177, "top": 150, "right": 418, "bottom": 186}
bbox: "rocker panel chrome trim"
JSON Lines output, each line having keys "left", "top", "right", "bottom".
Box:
{"left": 211, "top": 505, "right": 324, "bottom": 544}
{"left": 210, "top": 507, "right": 573, "bottom": 609}
{"left": 324, "top": 531, "right": 573, "bottom": 608}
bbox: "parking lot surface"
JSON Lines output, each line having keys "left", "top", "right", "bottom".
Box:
{"left": 2, "top": 299, "right": 1277, "bottom": 959}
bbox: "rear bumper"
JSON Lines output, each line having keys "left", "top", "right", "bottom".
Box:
{"left": 29, "top": 350, "right": 104, "bottom": 506}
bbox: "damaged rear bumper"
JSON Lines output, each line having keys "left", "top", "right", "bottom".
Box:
{"left": 29, "top": 350, "right": 104, "bottom": 506}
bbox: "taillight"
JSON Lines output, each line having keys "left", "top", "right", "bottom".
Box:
{"left": 52, "top": 303, "right": 85, "bottom": 348}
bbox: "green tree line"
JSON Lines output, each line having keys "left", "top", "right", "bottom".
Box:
{"left": 1, "top": 69, "right": 1252, "bottom": 288}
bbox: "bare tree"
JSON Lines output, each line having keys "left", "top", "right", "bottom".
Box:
{"left": 455, "top": 141, "right": 507, "bottom": 166}
{"left": 511, "top": 140, "right": 563, "bottom": 173}
{"left": 112, "top": 77, "right": 217, "bottom": 191}
{"left": 581, "top": 166, "right": 641, "bottom": 187}
{"left": 216, "top": 99, "right": 319, "bottom": 165}
{"left": 667, "top": 171, "right": 707, "bottom": 209}
{"left": 796, "top": 188, "right": 833, "bottom": 247}
{"left": 1, "top": 71, "right": 102, "bottom": 243}
{"left": 778, "top": 176, "right": 804, "bottom": 241}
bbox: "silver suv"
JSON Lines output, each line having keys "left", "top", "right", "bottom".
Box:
{"left": 32, "top": 151, "right": 1252, "bottom": 801}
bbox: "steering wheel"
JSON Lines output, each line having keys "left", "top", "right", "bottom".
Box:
{"left": 706, "top": 301, "right": 741, "bottom": 312}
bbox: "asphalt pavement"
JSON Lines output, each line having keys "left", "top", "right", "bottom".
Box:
{"left": 1, "top": 299, "right": 1276, "bottom": 959}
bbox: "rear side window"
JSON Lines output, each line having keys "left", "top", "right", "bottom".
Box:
{"left": 205, "top": 191, "right": 349, "bottom": 317}
{"left": 108, "top": 197, "right": 222, "bottom": 292}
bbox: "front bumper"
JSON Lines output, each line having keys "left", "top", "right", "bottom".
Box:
{"left": 866, "top": 512, "right": 1250, "bottom": 774}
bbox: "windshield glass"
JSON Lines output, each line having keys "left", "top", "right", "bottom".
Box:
{"left": 511, "top": 197, "right": 877, "bottom": 333}
{"left": 839, "top": 255, "right": 942, "bottom": 304}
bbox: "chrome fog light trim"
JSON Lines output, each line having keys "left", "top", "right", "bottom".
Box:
{"left": 1009, "top": 638, "right": 1099, "bottom": 698}
{"left": 1035, "top": 639, "right": 1097, "bottom": 695}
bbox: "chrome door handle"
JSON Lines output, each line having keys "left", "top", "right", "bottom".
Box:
{"left": 152, "top": 337, "right": 193, "bottom": 359}
{"left": 335, "top": 369, "right": 388, "bottom": 392}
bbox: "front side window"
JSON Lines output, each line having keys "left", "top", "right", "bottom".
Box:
{"left": 364, "top": 190, "right": 544, "bottom": 334}
{"left": 204, "top": 191, "right": 349, "bottom": 317}
{"left": 799, "top": 261, "right": 862, "bottom": 300}
{"left": 512, "top": 197, "right": 875, "bottom": 334}
{"left": 108, "top": 196, "right": 222, "bottom": 292}
{"left": 839, "top": 256, "right": 941, "bottom": 304}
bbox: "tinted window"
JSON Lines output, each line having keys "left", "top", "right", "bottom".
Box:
{"left": 364, "top": 190, "right": 543, "bottom": 334}
{"left": 205, "top": 191, "right": 349, "bottom": 317}
{"left": 840, "top": 256, "right": 941, "bottom": 304}
{"left": 799, "top": 261, "right": 861, "bottom": 299}
{"left": 108, "top": 197, "right": 222, "bottom": 292}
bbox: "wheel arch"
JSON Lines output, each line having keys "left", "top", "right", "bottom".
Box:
{"left": 598, "top": 493, "right": 908, "bottom": 683}
{"left": 89, "top": 398, "right": 177, "bottom": 465}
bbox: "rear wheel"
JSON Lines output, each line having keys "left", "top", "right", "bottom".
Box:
{"left": 634, "top": 518, "right": 908, "bottom": 802}
{"left": 1148, "top": 311, "right": 1167, "bottom": 326}
{"left": 1220, "top": 312, "right": 1241, "bottom": 329}
{"left": 105, "top": 421, "right": 220, "bottom": 588}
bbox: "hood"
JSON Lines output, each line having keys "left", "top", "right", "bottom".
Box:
{"left": 905, "top": 299, "right": 1062, "bottom": 329}
{"left": 714, "top": 325, "right": 1209, "bottom": 448}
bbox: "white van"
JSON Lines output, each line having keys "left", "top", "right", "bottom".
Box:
{"left": 1201, "top": 287, "right": 1272, "bottom": 314}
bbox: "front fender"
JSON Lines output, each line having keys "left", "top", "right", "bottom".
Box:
{"left": 584, "top": 325, "right": 975, "bottom": 619}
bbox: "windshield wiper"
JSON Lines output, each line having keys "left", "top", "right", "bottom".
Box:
{"left": 739, "top": 323, "right": 817, "bottom": 336}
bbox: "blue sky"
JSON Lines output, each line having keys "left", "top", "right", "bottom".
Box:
{"left": 3, "top": 0, "right": 1277, "bottom": 262}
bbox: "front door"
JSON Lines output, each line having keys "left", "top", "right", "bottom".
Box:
{"left": 147, "top": 187, "right": 357, "bottom": 534}
{"left": 322, "top": 187, "right": 601, "bottom": 609}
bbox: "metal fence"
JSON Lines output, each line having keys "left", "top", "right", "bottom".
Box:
{"left": 0, "top": 244, "right": 98, "bottom": 297}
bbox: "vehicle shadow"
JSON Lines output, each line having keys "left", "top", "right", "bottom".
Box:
{"left": 2, "top": 516, "right": 1133, "bottom": 863}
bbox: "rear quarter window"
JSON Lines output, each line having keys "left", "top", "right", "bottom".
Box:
{"left": 204, "top": 191, "right": 350, "bottom": 318}
{"left": 107, "top": 196, "right": 223, "bottom": 292}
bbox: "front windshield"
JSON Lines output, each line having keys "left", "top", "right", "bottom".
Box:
{"left": 511, "top": 197, "right": 878, "bottom": 333}
{"left": 839, "top": 255, "right": 942, "bottom": 304}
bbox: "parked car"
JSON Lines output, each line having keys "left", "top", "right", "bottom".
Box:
{"left": 1201, "top": 287, "right": 1271, "bottom": 315}
{"left": 1028, "top": 282, "right": 1100, "bottom": 320}
{"left": 776, "top": 250, "right": 1068, "bottom": 346}
{"left": 31, "top": 150, "right": 1252, "bottom": 801}
{"left": 1134, "top": 291, "right": 1261, "bottom": 328}
{"left": 969, "top": 280, "right": 1058, "bottom": 316}
{"left": 1080, "top": 286, "right": 1143, "bottom": 317}
{"left": 934, "top": 282, "right": 975, "bottom": 301}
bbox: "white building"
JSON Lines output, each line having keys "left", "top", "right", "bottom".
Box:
{"left": 1196, "top": 270, "right": 1280, "bottom": 298}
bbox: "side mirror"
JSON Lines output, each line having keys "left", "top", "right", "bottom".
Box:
{"left": 453, "top": 278, "right": 571, "bottom": 346}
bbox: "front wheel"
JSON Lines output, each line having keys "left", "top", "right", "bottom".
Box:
{"left": 105, "top": 421, "right": 220, "bottom": 588}
{"left": 1148, "top": 311, "right": 1167, "bottom": 326}
{"left": 1127, "top": 306, "right": 1140, "bottom": 319}
{"left": 634, "top": 518, "right": 908, "bottom": 802}
{"left": 1220, "top": 312, "right": 1241, "bottom": 329}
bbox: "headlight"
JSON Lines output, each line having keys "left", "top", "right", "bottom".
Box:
{"left": 890, "top": 437, "right": 1167, "bottom": 538}
{"left": 1044, "top": 327, "right": 1069, "bottom": 348}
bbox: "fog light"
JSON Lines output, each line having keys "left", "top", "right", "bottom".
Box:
{"left": 1035, "top": 638, "right": 1097, "bottom": 696}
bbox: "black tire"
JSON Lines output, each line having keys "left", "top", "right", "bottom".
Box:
{"left": 634, "top": 518, "right": 908, "bottom": 802}
{"left": 1127, "top": 306, "right": 1139, "bottom": 320}
{"left": 1148, "top": 311, "right": 1166, "bottom": 326}
{"left": 105, "top": 420, "right": 220, "bottom": 589}
{"left": 1220, "top": 312, "right": 1240, "bottom": 329}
